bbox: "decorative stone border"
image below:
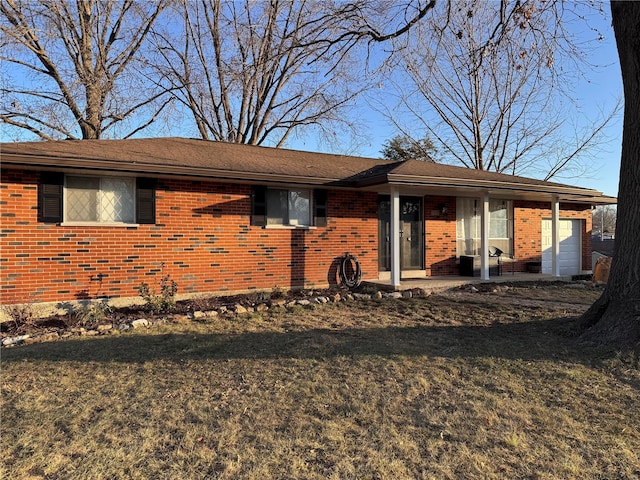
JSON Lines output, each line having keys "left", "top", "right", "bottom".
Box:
{"left": 1, "top": 288, "right": 425, "bottom": 348}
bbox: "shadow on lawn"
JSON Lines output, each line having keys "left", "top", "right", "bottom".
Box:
{"left": 2, "top": 316, "right": 612, "bottom": 367}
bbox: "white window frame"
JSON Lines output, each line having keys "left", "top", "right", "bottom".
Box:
{"left": 63, "top": 174, "right": 136, "bottom": 226}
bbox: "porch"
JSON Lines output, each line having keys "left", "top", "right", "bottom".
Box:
{"left": 365, "top": 272, "right": 579, "bottom": 294}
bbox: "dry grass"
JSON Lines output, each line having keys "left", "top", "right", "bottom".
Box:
{"left": 2, "top": 285, "right": 639, "bottom": 479}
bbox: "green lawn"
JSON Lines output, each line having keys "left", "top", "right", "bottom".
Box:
{"left": 2, "top": 286, "right": 639, "bottom": 479}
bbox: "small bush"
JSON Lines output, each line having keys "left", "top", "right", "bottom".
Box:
{"left": 1, "top": 302, "right": 40, "bottom": 330}
{"left": 71, "top": 301, "right": 113, "bottom": 326}
{"left": 137, "top": 275, "right": 178, "bottom": 313}
{"left": 270, "top": 286, "right": 285, "bottom": 300}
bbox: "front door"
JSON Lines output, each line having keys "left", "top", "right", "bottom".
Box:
{"left": 378, "top": 196, "right": 424, "bottom": 271}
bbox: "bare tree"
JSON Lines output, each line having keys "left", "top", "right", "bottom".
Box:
{"left": 386, "top": 0, "right": 620, "bottom": 180}
{"left": 150, "top": 0, "right": 436, "bottom": 147}
{"left": 579, "top": 1, "right": 640, "bottom": 346}
{"left": 0, "top": 0, "right": 171, "bottom": 140}
{"left": 592, "top": 205, "right": 617, "bottom": 239}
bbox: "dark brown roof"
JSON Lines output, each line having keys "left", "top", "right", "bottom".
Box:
{"left": 0, "top": 137, "right": 388, "bottom": 183}
{"left": 0, "top": 137, "right": 614, "bottom": 203}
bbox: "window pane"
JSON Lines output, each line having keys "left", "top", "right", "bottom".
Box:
{"left": 267, "top": 189, "right": 288, "bottom": 225}
{"left": 456, "top": 198, "right": 479, "bottom": 256}
{"left": 66, "top": 176, "right": 99, "bottom": 221}
{"left": 489, "top": 200, "right": 509, "bottom": 238}
{"left": 457, "top": 198, "right": 512, "bottom": 256}
{"left": 289, "top": 190, "right": 310, "bottom": 226}
{"left": 100, "top": 178, "right": 134, "bottom": 223}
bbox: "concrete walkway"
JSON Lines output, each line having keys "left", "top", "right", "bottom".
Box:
{"left": 365, "top": 273, "right": 577, "bottom": 294}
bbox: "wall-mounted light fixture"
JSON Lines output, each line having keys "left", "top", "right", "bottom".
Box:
{"left": 438, "top": 203, "right": 448, "bottom": 216}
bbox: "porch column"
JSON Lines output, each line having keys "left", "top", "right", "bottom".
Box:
{"left": 390, "top": 188, "right": 401, "bottom": 287}
{"left": 480, "top": 192, "right": 490, "bottom": 280}
{"left": 551, "top": 195, "right": 560, "bottom": 277}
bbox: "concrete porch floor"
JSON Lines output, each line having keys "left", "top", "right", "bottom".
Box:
{"left": 365, "top": 273, "right": 578, "bottom": 295}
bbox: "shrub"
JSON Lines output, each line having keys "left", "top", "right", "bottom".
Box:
{"left": 137, "top": 275, "right": 178, "bottom": 313}
{"left": 71, "top": 301, "right": 113, "bottom": 326}
{"left": 1, "top": 302, "right": 40, "bottom": 330}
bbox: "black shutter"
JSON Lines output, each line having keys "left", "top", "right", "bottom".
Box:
{"left": 38, "top": 172, "right": 64, "bottom": 223}
{"left": 136, "top": 177, "right": 156, "bottom": 224}
{"left": 314, "top": 189, "right": 328, "bottom": 227}
{"left": 251, "top": 186, "right": 267, "bottom": 226}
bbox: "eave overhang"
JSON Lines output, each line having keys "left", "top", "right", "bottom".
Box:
{"left": 1, "top": 146, "right": 616, "bottom": 206}
{"left": 0, "top": 152, "right": 354, "bottom": 188}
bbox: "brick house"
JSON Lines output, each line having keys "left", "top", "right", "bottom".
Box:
{"left": 0, "top": 138, "right": 614, "bottom": 307}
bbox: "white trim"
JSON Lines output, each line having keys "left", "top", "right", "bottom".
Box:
{"left": 551, "top": 196, "right": 560, "bottom": 277}
{"left": 390, "top": 189, "right": 401, "bottom": 287}
{"left": 60, "top": 222, "right": 139, "bottom": 228}
{"left": 480, "top": 193, "right": 490, "bottom": 280}
{"left": 264, "top": 225, "right": 317, "bottom": 230}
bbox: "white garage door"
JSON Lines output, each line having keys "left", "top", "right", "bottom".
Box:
{"left": 541, "top": 219, "right": 582, "bottom": 275}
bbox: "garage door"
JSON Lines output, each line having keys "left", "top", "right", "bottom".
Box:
{"left": 541, "top": 219, "right": 582, "bottom": 275}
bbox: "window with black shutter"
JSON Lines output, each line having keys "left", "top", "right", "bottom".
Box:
{"left": 37, "top": 173, "right": 156, "bottom": 225}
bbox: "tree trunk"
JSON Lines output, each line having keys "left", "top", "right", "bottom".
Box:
{"left": 578, "top": 1, "right": 640, "bottom": 346}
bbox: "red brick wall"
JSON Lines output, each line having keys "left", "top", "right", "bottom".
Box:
{"left": 1, "top": 169, "right": 378, "bottom": 304}
{"left": 513, "top": 200, "right": 592, "bottom": 272}
{"left": 424, "top": 196, "right": 458, "bottom": 275}
{"left": 421, "top": 197, "right": 592, "bottom": 277}
{"left": 0, "top": 168, "right": 595, "bottom": 305}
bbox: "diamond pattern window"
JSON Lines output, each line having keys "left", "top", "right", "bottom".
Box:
{"left": 65, "top": 176, "right": 135, "bottom": 223}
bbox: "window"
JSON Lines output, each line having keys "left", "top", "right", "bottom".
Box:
{"left": 37, "top": 172, "right": 156, "bottom": 225}
{"left": 64, "top": 176, "right": 133, "bottom": 223}
{"left": 252, "top": 186, "right": 326, "bottom": 227}
{"left": 266, "top": 188, "right": 311, "bottom": 226}
{"left": 65, "top": 176, "right": 135, "bottom": 223}
{"left": 456, "top": 198, "right": 513, "bottom": 256}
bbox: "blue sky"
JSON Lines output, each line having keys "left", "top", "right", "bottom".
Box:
{"left": 2, "top": 3, "right": 623, "bottom": 198}
{"left": 289, "top": 8, "right": 623, "bottom": 198}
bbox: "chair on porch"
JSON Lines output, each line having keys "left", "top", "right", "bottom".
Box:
{"left": 489, "top": 246, "right": 515, "bottom": 276}
{"left": 488, "top": 246, "right": 503, "bottom": 276}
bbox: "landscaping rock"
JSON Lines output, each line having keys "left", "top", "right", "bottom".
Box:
{"left": 353, "top": 293, "right": 371, "bottom": 300}
{"left": 131, "top": 319, "right": 150, "bottom": 328}
{"left": 39, "top": 332, "right": 59, "bottom": 342}
{"left": 270, "top": 299, "right": 286, "bottom": 307}
{"left": 255, "top": 303, "right": 269, "bottom": 312}
{"left": 118, "top": 322, "right": 132, "bottom": 331}
{"left": 97, "top": 324, "right": 113, "bottom": 332}
{"left": 192, "top": 311, "right": 206, "bottom": 319}
{"left": 402, "top": 291, "right": 413, "bottom": 298}
{"left": 297, "top": 299, "right": 311, "bottom": 306}
{"left": 385, "top": 292, "right": 403, "bottom": 299}
{"left": 374, "top": 291, "right": 383, "bottom": 300}
{"left": 2, "top": 334, "right": 30, "bottom": 346}
{"left": 234, "top": 304, "right": 248, "bottom": 314}
{"left": 205, "top": 310, "right": 219, "bottom": 317}
{"left": 332, "top": 293, "right": 342, "bottom": 303}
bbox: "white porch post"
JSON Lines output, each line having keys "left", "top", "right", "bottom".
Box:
{"left": 551, "top": 195, "right": 560, "bottom": 277}
{"left": 390, "top": 188, "right": 401, "bottom": 288}
{"left": 480, "top": 192, "right": 490, "bottom": 280}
